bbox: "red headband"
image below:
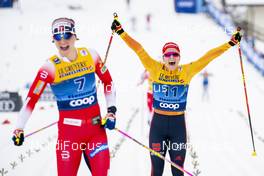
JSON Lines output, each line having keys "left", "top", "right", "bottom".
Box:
{"left": 162, "top": 42, "right": 180, "bottom": 54}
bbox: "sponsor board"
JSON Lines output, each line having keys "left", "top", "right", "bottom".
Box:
{"left": 0, "top": 91, "right": 22, "bottom": 112}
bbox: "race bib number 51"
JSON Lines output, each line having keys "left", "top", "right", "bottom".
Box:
{"left": 152, "top": 83, "right": 189, "bottom": 111}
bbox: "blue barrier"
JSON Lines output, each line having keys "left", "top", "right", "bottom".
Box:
{"left": 174, "top": 0, "right": 205, "bottom": 13}
{"left": 0, "top": 0, "right": 13, "bottom": 8}
{"left": 206, "top": 2, "right": 264, "bottom": 76}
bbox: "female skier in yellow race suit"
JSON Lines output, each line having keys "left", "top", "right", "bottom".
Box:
{"left": 111, "top": 19, "right": 241, "bottom": 176}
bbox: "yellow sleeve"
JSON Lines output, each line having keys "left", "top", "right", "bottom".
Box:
{"left": 120, "top": 32, "right": 159, "bottom": 73}
{"left": 187, "top": 43, "right": 231, "bottom": 78}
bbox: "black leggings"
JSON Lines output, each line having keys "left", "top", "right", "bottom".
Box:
{"left": 149, "top": 113, "right": 187, "bottom": 176}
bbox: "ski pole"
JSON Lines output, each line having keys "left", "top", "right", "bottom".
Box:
{"left": 97, "top": 13, "right": 118, "bottom": 88}
{"left": 25, "top": 121, "right": 58, "bottom": 138}
{"left": 101, "top": 12, "right": 118, "bottom": 66}
{"left": 115, "top": 128, "right": 193, "bottom": 176}
{"left": 236, "top": 27, "right": 257, "bottom": 156}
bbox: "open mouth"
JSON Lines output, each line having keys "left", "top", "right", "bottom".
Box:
{"left": 60, "top": 46, "right": 70, "bottom": 51}
{"left": 169, "top": 61, "right": 176, "bottom": 65}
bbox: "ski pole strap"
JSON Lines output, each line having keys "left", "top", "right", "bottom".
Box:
{"left": 115, "top": 128, "right": 193, "bottom": 176}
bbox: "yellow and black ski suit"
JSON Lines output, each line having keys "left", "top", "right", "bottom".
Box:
{"left": 120, "top": 32, "right": 232, "bottom": 176}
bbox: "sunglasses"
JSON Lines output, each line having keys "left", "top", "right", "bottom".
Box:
{"left": 163, "top": 52, "right": 179, "bottom": 58}
{"left": 53, "top": 33, "right": 73, "bottom": 41}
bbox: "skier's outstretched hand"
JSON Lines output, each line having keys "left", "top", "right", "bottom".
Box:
{"left": 101, "top": 106, "right": 117, "bottom": 130}
{"left": 12, "top": 129, "right": 24, "bottom": 146}
{"left": 111, "top": 19, "right": 124, "bottom": 35}
{"left": 228, "top": 30, "right": 242, "bottom": 46}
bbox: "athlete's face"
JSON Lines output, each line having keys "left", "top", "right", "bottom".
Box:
{"left": 163, "top": 48, "right": 180, "bottom": 71}
{"left": 53, "top": 33, "right": 76, "bottom": 56}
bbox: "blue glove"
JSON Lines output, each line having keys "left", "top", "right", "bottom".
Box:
{"left": 102, "top": 106, "right": 117, "bottom": 130}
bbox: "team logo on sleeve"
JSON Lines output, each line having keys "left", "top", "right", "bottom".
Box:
{"left": 100, "top": 65, "right": 107, "bottom": 74}
{"left": 33, "top": 80, "right": 45, "bottom": 95}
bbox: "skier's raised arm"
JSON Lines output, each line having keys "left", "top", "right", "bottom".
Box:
{"left": 110, "top": 14, "right": 242, "bottom": 176}
{"left": 187, "top": 31, "right": 242, "bottom": 79}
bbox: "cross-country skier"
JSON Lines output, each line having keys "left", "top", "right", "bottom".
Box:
{"left": 12, "top": 17, "right": 117, "bottom": 176}
{"left": 111, "top": 19, "right": 241, "bottom": 176}
{"left": 137, "top": 69, "right": 153, "bottom": 124}
{"left": 200, "top": 70, "right": 212, "bottom": 101}
{"left": 146, "top": 13, "right": 152, "bottom": 31}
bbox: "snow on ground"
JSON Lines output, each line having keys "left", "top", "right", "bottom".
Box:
{"left": 1, "top": 0, "right": 264, "bottom": 175}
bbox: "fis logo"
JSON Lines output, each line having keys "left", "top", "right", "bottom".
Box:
{"left": 53, "top": 57, "right": 61, "bottom": 64}
{"left": 160, "top": 102, "right": 179, "bottom": 110}
{"left": 69, "top": 96, "right": 95, "bottom": 107}
{"left": 80, "top": 49, "right": 88, "bottom": 56}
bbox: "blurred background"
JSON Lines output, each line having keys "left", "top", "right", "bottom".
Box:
{"left": 0, "top": 0, "right": 264, "bottom": 175}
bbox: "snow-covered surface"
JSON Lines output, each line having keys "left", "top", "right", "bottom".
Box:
{"left": 1, "top": 0, "right": 264, "bottom": 175}
{"left": 225, "top": 0, "right": 264, "bottom": 5}
{"left": 256, "top": 39, "right": 264, "bottom": 52}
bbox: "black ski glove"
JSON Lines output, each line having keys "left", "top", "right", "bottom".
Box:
{"left": 111, "top": 19, "right": 124, "bottom": 35}
{"left": 228, "top": 31, "right": 242, "bottom": 46}
{"left": 12, "top": 129, "right": 24, "bottom": 146}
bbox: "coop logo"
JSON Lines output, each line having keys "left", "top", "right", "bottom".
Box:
{"left": 0, "top": 100, "right": 15, "bottom": 112}
{"left": 160, "top": 103, "right": 179, "bottom": 110}
{"left": 69, "top": 96, "right": 95, "bottom": 107}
